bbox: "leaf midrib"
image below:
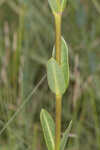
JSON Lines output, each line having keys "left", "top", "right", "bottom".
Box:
{"left": 43, "top": 112, "right": 55, "bottom": 150}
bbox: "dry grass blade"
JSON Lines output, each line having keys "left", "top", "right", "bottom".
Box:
{"left": 0, "top": 74, "right": 46, "bottom": 136}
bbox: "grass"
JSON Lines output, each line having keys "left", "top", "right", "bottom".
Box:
{"left": 0, "top": 0, "right": 100, "bottom": 150}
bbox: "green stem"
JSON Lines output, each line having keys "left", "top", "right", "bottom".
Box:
{"left": 55, "top": 95, "right": 62, "bottom": 150}
{"left": 55, "top": 13, "right": 62, "bottom": 65}
{"left": 54, "top": 13, "right": 62, "bottom": 150}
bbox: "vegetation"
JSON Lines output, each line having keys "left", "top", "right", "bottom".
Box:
{"left": 40, "top": 1, "right": 72, "bottom": 150}
{"left": 0, "top": 0, "right": 100, "bottom": 150}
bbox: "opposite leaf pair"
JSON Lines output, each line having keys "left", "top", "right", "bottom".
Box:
{"left": 40, "top": 109, "right": 72, "bottom": 150}
{"left": 47, "top": 37, "right": 69, "bottom": 95}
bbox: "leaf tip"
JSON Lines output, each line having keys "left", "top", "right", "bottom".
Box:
{"left": 40, "top": 109, "right": 44, "bottom": 119}
{"left": 70, "top": 120, "right": 73, "bottom": 125}
{"left": 67, "top": 120, "right": 73, "bottom": 131}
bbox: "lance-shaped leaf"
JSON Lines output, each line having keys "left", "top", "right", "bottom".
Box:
{"left": 61, "top": 37, "right": 69, "bottom": 89}
{"left": 60, "top": 121, "right": 72, "bottom": 150}
{"left": 40, "top": 109, "right": 55, "bottom": 150}
{"left": 47, "top": 57, "right": 66, "bottom": 95}
{"left": 52, "top": 37, "right": 69, "bottom": 90}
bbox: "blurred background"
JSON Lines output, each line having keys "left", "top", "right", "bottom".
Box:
{"left": 0, "top": 0, "right": 100, "bottom": 149}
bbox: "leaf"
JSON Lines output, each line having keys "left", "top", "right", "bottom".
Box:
{"left": 40, "top": 109, "right": 55, "bottom": 150}
{"left": 48, "top": 0, "right": 67, "bottom": 13}
{"left": 52, "top": 37, "right": 69, "bottom": 90}
{"left": 48, "top": 0, "right": 59, "bottom": 13}
{"left": 61, "top": 0, "right": 67, "bottom": 12}
{"left": 47, "top": 57, "right": 66, "bottom": 95}
{"left": 60, "top": 121, "right": 72, "bottom": 150}
{"left": 61, "top": 37, "right": 69, "bottom": 89}
{"left": 52, "top": 46, "right": 56, "bottom": 59}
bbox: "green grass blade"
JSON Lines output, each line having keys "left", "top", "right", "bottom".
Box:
{"left": 40, "top": 109, "right": 55, "bottom": 150}
{"left": 60, "top": 120, "right": 72, "bottom": 150}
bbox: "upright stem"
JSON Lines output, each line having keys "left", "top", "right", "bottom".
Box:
{"left": 55, "top": 13, "right": 62, "bottom": 65}
{"left": 55, "top": 94, "right": 62, "bottom": 150}
{"left": 54, "top": 13, "right": 62, "bottom": 150}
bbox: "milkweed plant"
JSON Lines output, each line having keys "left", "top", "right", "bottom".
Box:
{"left": 40, "top": 0, "right": 72, "bottom": 150}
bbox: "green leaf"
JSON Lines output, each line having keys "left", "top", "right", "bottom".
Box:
{"left": 52, "top": 37, "right": 69, "bottom": 90}
{"left": 61, "top": 37, "right": 69, "bottom": 89}
{"left": 48, "top": 0, "right": 59, "bottom": 13}
{"left": 48, "top": 0, "right": 67, "bottom": 13}
{"left": 40, "top": 109, "right": 55, "bottom": 150}
{"left": 47, "top": 57, "right": 66, "bottom": 95}
{"left": 61, "top": 0, "right": 67, "bottom": 12}
{"left": 52, "top": 46, "right": 56, "bottom": 59}
{"left": 60, "top": 121, "right": 72, "bottom": 150}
